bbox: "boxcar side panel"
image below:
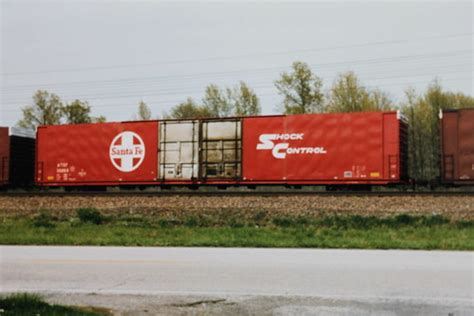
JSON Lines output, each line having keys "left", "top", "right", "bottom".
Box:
{"left": 242, "top": 116, "right": 286, "bottom": 181}
{"left": 458, "top": 110, "right": 474, "bottom": 181}
{"left": 383, "top": 113, "right": 402, "bottom": 180}
{"left": 37, "top": 122, "right": 159, "bottom": 185}
{"left": 441, "top": 111, "right": 458, "bottom": 182}
{"left": 243, "top": 112, "right": 401, "bottom": 183}
{"left": 443, "top": 109, "right": 474, "bottom": 184}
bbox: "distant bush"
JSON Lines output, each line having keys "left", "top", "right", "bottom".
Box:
{"left": 339, "top": 215, "right": 377, "bottom": 229}
{"left": 420, "top": 214, "right": 449, "bottom": 226}
{"left": 252, "top": 210, "right": 267, "bottom": 223}
{"left": 32, "top": 211, "right": 56, "bottom": 228}
{"left": 272, "top": 217, "right": 294, "bottom": 227}
{"left": 76, "top": 208, "right": 104, "bottom": 225}
{"left": 158, "top": 218, "right": 178, "bottom": 228}
{"left": 295, "top": 216, "right": 310, "bottom": 226}
{"left": 456, "top": 220, "right": 474, "bottom": 229}
{"left": 0, "top": 292, "right": 106, "bottom": 315}
{"left": 228, "top": 217, "right": 245, "bottom": 228}
{"left": 117, "top": 215, "right": 151, "bottom": 228}
{"left": 0, "top": 293, "right": 45, "bottom": 310}
{"left": 316, "top": 214, "right": 450, "bottom": 229}
{"left": 184, "top": 216, "right": 199, "bottom": 227}
{"left": 391, "top": 214, "right": 415, "bottom": 226}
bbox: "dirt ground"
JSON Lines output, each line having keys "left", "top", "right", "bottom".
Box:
{"left": 1, "top": 195, "right": 473, "bottom": 220}
{"left": 42, "top": 293, "right": 472, "bottom": 316}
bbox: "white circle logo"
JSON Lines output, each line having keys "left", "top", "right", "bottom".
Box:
{"left": 109, "top": 131, "right": 146, "bottom": 172}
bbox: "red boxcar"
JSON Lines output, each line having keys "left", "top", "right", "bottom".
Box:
{"left": 36, "top": 111, "right": 406, "bottom": 187}
{"left": 440, "top": 109, "right": 474, "bottom": 185}
{"left": 243, "top": 111, "right": 406, "bottom": 184}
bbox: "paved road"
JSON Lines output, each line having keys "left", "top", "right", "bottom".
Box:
{"left": 1, "top": 246, "right": 473, "bottom": 315}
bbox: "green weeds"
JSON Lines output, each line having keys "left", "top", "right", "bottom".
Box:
{"left": 0, "top": 293, "right": 109, "bottom": 316}
{"left": 76, "top": 208, "right": 105, "bottom": 225}
{"left": 32, "top": 211, "right": 56, "bottom": 228}
{"left": 0, "top": 210, "right": 471, "bottom": 250}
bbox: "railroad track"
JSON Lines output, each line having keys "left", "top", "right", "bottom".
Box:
{"left": 1, "top": 190, "right": 473, "bottom": 197}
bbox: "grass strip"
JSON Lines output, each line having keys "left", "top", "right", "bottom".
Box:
{"left": 0, "top": 293, "right": 110, "bottom": 316}
{"left": 0, "top": 210, "right": 473, "bottom": 250}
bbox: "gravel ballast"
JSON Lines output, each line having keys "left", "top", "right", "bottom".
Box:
{"left": 1, "top": 195, "right": 473, "bottom": 220}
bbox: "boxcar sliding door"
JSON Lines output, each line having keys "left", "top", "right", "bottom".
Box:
{"left": 159, "top": 120, "right": 199, "bottom": 180}
{"left": 200, "top": 119, "right": 242, "bottom": 179}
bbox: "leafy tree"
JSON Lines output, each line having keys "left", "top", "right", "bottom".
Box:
{"left": 274, "top": 61, "right": 324, "bottom": 114}
{"left": 202, "top": 84, "right": 232, "bottom": 117}
{"left": 168, "top": 82, "right": 260, "bottom": 119}
{"left": 402, "top": 89, "right": 433, "bottom": 181}
{"left": 18, "top": 90, "right": 106, "bottom": 127}
{"left": 18, "top": 90, "right": 63, "bottom": 129}
{"left": 327, "top": 72, "right": 393, "bottom": 112}
{"left": 423, "top": 81, "right": 473, "bottom": 181}
{"left": 229, "top": 81, "right": 261, "bottom": 116}
{"left": 92, "top": 116, "right": 107, "bottom": 123}
{"left": 136, "top": 100, "right": 152, "bottom": 120}
{"left": 168, "top": 98, "right": 212, "bottom": 119}
{"left": 369, "top": 89, "right": 393, "bottom": 111}
{"left": 62, "top": 100, "right": 92, "bottom": 124}
{"left": 443, "top": 92, "right": 474, "bottom": 109}
{"left": 401, "top": 81, "right": 474, "bottom": 182}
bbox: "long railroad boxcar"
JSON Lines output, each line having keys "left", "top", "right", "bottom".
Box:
{"left": 0, "top": 127, "right": 36, "bottom": 187}
{"left": 35, "top": 111, "right": 407, "bottom": 187}
{"left": 440, "top": 108, "right": 474, "bottom": 185}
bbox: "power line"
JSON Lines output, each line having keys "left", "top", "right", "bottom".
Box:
{"left": 3, "top": 75, "right": 472, "bottom": 115}
{"left": 3, "top": 60, "right": 469, "bottom": 97}
{"left": 2, "top": 61, "right": 471, "bottom": 104}
{"left": 2, "top": 32, "right": 472, "bottom": 76}
{"left": 1, "top": 73, "right": 472, "bottom": 112}
{"left": 3, "top": 49, "right": 472, "bottom": 92}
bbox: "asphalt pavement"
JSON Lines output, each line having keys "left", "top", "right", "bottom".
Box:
{"left": 1, "top": 246, "right": 473, "bottom": 315}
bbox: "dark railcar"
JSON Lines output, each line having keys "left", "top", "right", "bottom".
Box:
{"left": 0, "top": 127, "right": 36, "bottom": 187}
{"left": 0, "top": 127, "right": 9, "bottom": 185}
{"left": 440, "top": 108, "right": 474, "bottom": 185}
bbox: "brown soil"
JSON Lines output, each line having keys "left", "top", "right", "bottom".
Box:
{"left": 1, "top": 195, "right": 473, "bottom": 220}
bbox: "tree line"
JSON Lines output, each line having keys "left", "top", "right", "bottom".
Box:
{"left": 18, "top": 90, "right": 106, "bottom": 128}
{"left": 402, "top": 84, "right": 474, "bottom": 181}
{"left": 16, "top": 61, "right": 474, "bottom": 181}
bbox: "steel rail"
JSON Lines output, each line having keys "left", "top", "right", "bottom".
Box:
{"left": 0, "top": 190, "right": 473, "bottom": 197}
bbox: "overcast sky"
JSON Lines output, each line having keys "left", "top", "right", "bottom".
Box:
{"left": 0, "top": 0, "right": 472, "bottom": 126}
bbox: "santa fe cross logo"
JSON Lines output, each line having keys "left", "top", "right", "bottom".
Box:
{"left": 109, "top": 131, "right": 146, "bottom": 172}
